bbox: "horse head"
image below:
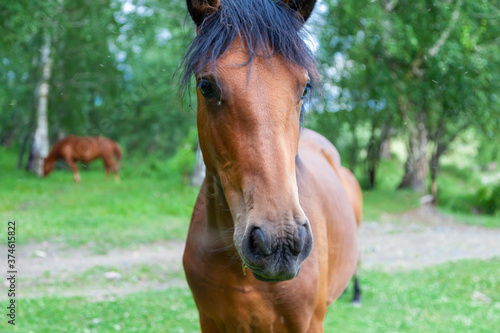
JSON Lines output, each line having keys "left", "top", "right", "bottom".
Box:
{"left": 185, "top": 0, "right": 317, "bottom": 282}
{"left": 43, "top": 158, "right": 54, "bottom": 177}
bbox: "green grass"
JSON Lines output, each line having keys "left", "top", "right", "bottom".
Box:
{"left": 0, "top": 147, "right": 199, "bottom": 250}
{"left": 3, "top": 258, "right": 498, "bottom": 332}
{"left": 362, "top": 189, "right": 421, "bottom": 221}
{"left": 1, "top": 146, "right": 497, "bottom": 252}
{"left": 329, "top": 258, "right": 500, "bottom": 333}
{"left": 12, "top": 288, "right": 199, "bottom": 333}
{"left": 355, "top": 158, "right": 422, "bottom": 221}
{"left": 21, "top": 263, "right": 185, "bottom": 295}
{"left": 359, "top": 158, "right": 500, "bottom": 228}
{"left": 437, "top": 165, "right": 483, "bottom": 212}
{"left": 439, "top": 208, "right": 500, "bottom": 229}
{"left": 432, "top": 164, "right": 500, "bottom": 228}
{"left": 1, "top": 146, "right": 499, "bottom": 332}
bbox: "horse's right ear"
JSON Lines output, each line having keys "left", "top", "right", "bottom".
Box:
{"left": 283, "top": 0, "right": 317, "bottom": 23}
{"left": 187, "top": 0, "right": 220, "bottom": 26}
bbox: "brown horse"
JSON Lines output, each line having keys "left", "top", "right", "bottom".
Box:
{"left": 181, "top": 0, "right": 362, "bottom": 331}
{"left": 43, "top": 135, "right": 122, "bottom": 183}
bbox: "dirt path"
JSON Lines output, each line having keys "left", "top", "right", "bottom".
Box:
{"left": 359, "top": 207, "right": 500, "bottom": 270}
{"left": 14, "top": 240, "right": 186, "bottom": 278}
{"left": 2, "top": 207, "right": 499, "bottom": 299}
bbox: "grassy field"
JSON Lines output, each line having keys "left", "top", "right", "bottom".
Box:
{"left": 0, "top": 148, "right": 199, "bottom": 251}
{"left": 359, "top": 159, "right": 500, "bottom": 228}
{"left": 2, "top": 148, "right": 497, "bottom": 250}
{"left": 2, "top": 259, "right": 498, "bottom": 332}
{"left": 1, "top": 146, "right": 499, "bottom": 332}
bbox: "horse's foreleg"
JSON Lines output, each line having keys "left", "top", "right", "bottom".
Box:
{"left": 111, "top": 158, "right": 120, "bottom": 182}
{"left": 103, "top": 157, "right": 113, "bottom": 181}
{"left": 65, "top": 158, "right": 80, "bottom": 183}
{"left": 103, "top": 156, "right": 120, "bottom": 182}
{"left": 306, "top": 316, "right": 325, "bottom": 333}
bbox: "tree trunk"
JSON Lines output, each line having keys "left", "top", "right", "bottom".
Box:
{"left": 366, "top": 121, "right": 393, "bottom": 189}
{"left": 428, "top": 121, "right": 467, "bottom": 203}
{"left": 28, "top": 34, "right": 53, "bottom": 176}
{"left": 430, "top": 142, "right": 447, "bottom": 202}
{"left": 398, "top": 111, "right": 428, "bottom": 193}
{"left": 17, "top": 131, "right": 31, "bottom": 170}
{"left": 380, "top": 132, "right": 392, "bottom": 159}
{"left": 348, "top": 121, "right": 359, "bottom": 172}
{"left": 366, "top": 126, "right": 378, "bottom": 190}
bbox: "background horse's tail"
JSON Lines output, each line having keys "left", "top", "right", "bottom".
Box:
{"left": 339, "top": 167, "right": 363, "bottom": 227}
{"left": 113, "top": 143, "right": 122, "bottom": 171}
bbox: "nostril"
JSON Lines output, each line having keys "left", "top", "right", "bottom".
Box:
{"left": 292, "top": 225, "right": 307, "bottom": 255}
{"left": 251, "top": 227, "right": 272, "bottom": 257}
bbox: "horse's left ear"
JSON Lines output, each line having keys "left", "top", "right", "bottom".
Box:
{"left": 282, "top": 0, "right": 317, "bottom": 23}
{"left": 186, "top": 0, "right": 220, "bottom": 26}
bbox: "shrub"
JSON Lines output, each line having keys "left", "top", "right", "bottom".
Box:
{"left": 474, "top": 182, "right": 500, "bottom": 215}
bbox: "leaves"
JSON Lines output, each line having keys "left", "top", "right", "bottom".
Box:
{"left": 309, "top": 0, "right": 500, "bottom": 188}
{"left": 0, "top": 0, "right": 196, "bottom": 156}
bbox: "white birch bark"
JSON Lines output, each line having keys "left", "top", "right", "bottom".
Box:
{"left": 31, "top": 34, "right": 53, "bottom": 176}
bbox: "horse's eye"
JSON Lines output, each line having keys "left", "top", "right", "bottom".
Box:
{"left": 198, "top": 79, "right": 219, "bottom": 99}
{"left": 301, "top": 82, "right": 312, "bottom": 99}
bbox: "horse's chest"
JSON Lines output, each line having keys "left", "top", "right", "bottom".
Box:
{"left": 184, "top": 260, "right": 314, "bottom": 332}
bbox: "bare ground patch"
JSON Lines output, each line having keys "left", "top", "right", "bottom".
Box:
{"left": 360, "top": 206, "right": 500, "bottom": 271}
{"left": 14, "top": 240, "right": 185, "bottom": 278}
{"left": 2, "top": 206, "right": 499, "bottom": 299}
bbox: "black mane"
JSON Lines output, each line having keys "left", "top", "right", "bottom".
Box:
{"left": 179, "top": 0, "right": 319, "bottom": 93}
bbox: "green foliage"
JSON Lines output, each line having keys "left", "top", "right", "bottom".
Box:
{"left": 122, "top": 129, "right": 198, "bottom": 181}
{"left": 309, "top": 0, "right": 500, "bottom": 188}
{"left": 0, "top": 0, "right": 197, "bottom": 156}
{"left": 475, "top": 134, "right": 500, "bottom": 168}
{"left": 357, "top": 156, "right": 500, "bottom": 227}
{"left": 474, "top": 182, "right": 500, "bottom": 216}
{"left": 433, "top": 163, "right": 479, "bottom": 214}
{"left": 434, "top": 163, "right": 500, "bottom": 224}
{"left": 164, "top": 128, "right": 198, "bottom": 181}
{"left": 359, "top": 158, "right": 420, "bottom": 220}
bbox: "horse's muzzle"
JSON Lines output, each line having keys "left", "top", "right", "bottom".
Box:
{"left": 240, "top": 220, "right": 313, "bottom": 282}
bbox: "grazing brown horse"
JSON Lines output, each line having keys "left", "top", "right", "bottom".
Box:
{"left": 43, "top": 135, "right": 122, "bottom": 183}
{"left": 181, "top": 0, "right": 361, "bottom": 331}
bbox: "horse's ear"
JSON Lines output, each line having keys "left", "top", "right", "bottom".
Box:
{"left": 186, "top": 0, "right": 220, "bottom": 26}
{"left": 282, "top": 0, "right": 317, "bottom": 23}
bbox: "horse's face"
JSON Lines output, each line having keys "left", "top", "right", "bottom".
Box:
{"left": 196, "top": 45, "right": 313, "bottom": 281}
{"left": 187, "top": 0, "right": 317, "bottom": 282}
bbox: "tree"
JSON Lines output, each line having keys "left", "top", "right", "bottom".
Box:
{"left": 317, "top": 0, "right": 500, "bottom": 193}
{"left": 427, "top": 24, "right": 500, "bottom": 199}
{"left": 1, "top": 0, "right": 197, "bottom": 171}
{"left": 29, "top": 34, "right": 53, "bottom": 175}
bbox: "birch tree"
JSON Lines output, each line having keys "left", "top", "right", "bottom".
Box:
{"left": 29, "top": 34, "right": 53, "bottom": 175}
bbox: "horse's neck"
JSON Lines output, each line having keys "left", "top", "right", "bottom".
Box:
{"left": 46, "top": 148, "right": 59, "bottom": 163}
{"left": 203, "top": 172, "right": 236, "bottom": 252}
